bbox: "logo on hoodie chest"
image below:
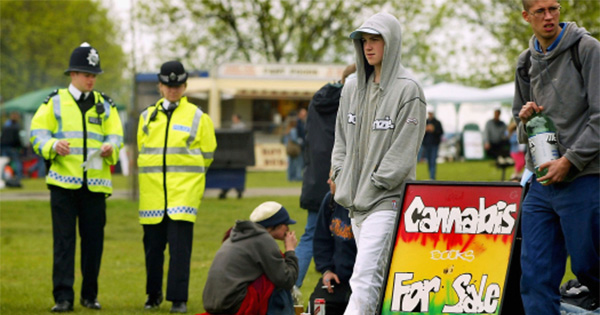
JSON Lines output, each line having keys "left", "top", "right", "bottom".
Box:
{"left": 347, "top": 113, "right": 357, "bottom": 125}
{"left": 373, "top": 116, "right": 395, "bottom": 130}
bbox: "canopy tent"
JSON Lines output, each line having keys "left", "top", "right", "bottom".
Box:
{"left": 424, "top": 82, "right": 490, "bottom": 104}
{"left": 422, "top": 82, "right": 516, "bottom": 161}
{"left": 424, "top": 82, "right": 514, "bottom": 104}
{"left": 423, "top": 82, "right": 515, "bottom": 134}
{"left": 481, "top": 82, "right": 515, "bottom": 104}
{"left": 1, "top": 86, "right": 125, "bottom": 113}
{"left": 1, "top": 87, "right": 62, "bottom": 113}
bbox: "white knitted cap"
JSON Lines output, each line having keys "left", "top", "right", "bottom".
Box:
{"left": 250, "top": 201, "right": 296, "bottom": 227}
{"left": 250, "top": 201, "right": 282, "bottom": 221}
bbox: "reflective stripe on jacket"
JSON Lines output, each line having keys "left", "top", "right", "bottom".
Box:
{"left": 29, "top": 89, "right": 123, "bottom": 194}
{"left": 137, "top": 97, "right": 216, "bottom": 224}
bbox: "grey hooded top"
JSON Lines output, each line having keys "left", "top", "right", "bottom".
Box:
{"left": 512, "top": 22, "right": 599, "bottom": 179}
{"left": 202, "top": 221, "right": 298, "bottom": 314}
{"left": 331, "top": 12, "right": 427, "bottom": 222}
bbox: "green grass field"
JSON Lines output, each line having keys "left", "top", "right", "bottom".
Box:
{"left": 1, "top": 159, "right": 517, "bottom": 193}
{"left": 0, "top": 161, "right": 575, "bottom": 314}
{"left": 1, "top": 197, "right": 310, "bottom": 314}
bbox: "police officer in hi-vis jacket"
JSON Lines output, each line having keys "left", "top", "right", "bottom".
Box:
{"left": 30, "top": 42, "right": 124, "bottom": 312}
{"left": 137, "top": 61, "right": 217, "bottom": 313}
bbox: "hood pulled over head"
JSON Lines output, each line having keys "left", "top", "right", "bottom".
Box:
{"left": 350, "top": 12, "right": 404, "bottom": 91}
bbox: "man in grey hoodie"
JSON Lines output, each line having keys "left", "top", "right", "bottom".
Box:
{"left": 330, "top": 12, "right": 426, "bottom": 314}
{"left": 512, "top": 0, "right": 600, "bottom": 314}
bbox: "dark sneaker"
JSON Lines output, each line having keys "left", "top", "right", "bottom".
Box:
{"left": 51, "top": 301, "right": 73, "bottom": 312}
{"left": 170, "top": 301, "right": 187, "bottom": 313}
{"left": 80, "top": 298, "right": 101, "bottom": 310}
{"left": 144, "top": 292, "right": 163, "bottom": 310}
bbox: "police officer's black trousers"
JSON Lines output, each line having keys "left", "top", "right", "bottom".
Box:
{"left": 50, "top": 185, "right": 106, "bottom": 303}
{"left": 143, "top": 215, "right": 193, "bottom": 302}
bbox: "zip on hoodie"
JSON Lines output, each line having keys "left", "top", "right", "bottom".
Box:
{"left": 352, "top": 80, "right": 383, "bottom": 203}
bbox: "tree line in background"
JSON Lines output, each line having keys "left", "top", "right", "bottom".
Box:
{"left": 0, "top": 0, "right": 129, "bottom": 105}
{"left": 446, "top": 0, "right": 599, "bottom": 87}
{"left": 1, "top": 0, "right": 598, "bottom": 105}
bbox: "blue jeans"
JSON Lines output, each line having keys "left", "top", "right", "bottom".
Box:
{"left": 560, "top": 302, "right": 600, "bottom": 314}
{"left": 267, "top": 288, "right": 294, "bottom": 315}
{"left": 422, "top": 144, "right": 439, "bottom": 180}
{"left": 287, "top": 155, "right": 303, "bottom": 181}
{"left": 295, "top": 211, "right": 317, "bottom": 288}
{"left": 520, "top": 175, "right": 599, "bottom": 315}
{"left": 33, "top": 156, "right": 46, "bottom": 178}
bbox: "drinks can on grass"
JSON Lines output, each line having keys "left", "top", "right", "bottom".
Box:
{"left": 314, "top": 298, "right": 325, "bottom": 315}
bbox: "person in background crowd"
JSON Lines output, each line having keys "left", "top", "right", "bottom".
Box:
{"left": 331, "top": 12, "right": 426, "bottom": 314}
{"left": 284, "top": 117, "right": 303, "bottom": 182}
{"left": 420, "top": 106, "right": 444, "bottom": 180}
{"left": 231, "top": 113, "right": 247, "bottom": 130}
{"left": 27, "top": 143, "right": 47, "bottom": 178}
{"left": 512, "top": 0, "right": 599, "bottom": 313}
{"left": 137, "top": 60, "right": 216, "bottom": 313}
{"left": 308, "top": 176, "right": 357, "bottom": 315}
{"left": 29, "top": 43, "right": 123, "bottom": 312}
{"left": 202, "top": 201, "right": 298, "bottom": 315}
{"left": 295, "top": 64, "right": 356, "bottom": 295}
{"left": 508, "top": 119, "right": 526, "bottom": 181}
{"left": 1, "top": 111, "right": 24, "bottom": 186}
{"left": 483, "top": 107, "right": 509, "bottom": 159}
{"left": 296, "top": 108, "right": 307, "bottom": 151}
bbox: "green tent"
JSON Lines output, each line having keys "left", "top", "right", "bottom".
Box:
{"left": 1, "top": 86, "right": 125, "bottom": 113}
{"left": 1, "top": 86, "right": 62, "bottom": 113}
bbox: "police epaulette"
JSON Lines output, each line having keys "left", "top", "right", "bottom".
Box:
{"left": 43, "top": 89, "right": 59, "bottom": 104}
{"left": 139, "top": 103, "right": 155, "bottom": 115}
{"left": 100, "top": 92, "right": 116, "bottom": 107}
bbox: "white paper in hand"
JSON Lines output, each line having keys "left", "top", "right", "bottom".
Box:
{"left": 82, "top": 149, "right": 104, "bottom": 171}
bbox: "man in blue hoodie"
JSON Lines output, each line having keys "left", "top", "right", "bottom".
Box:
{"left": 308, "top": 177, "right": 357, "bottom": 315}
{"left": 296, "top": 64, "right": 356, "bottom": 292}
{"left": 331, "top": 12, "right": 426, "bottom": 314}
{"left": 512, "top": 1, "right": 600, "bottom": 314}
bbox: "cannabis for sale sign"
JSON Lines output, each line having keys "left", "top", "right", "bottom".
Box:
{"left": 380, "top": 181, "right": 523, "bottom": 315}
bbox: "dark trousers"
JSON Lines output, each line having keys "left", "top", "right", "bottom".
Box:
{"left": 50, "top": 185, "right": 106, "bottom": 303}
{"left": 487, "top": 140, "right": 510, "bottom": 159}
{"left": 143, "top": 215, "right": 194, "bottom": 302}
{"left": 309, "top": 278, "right": 352, "bottom": 315}
{"left": 421, "top": 143, "right": 440, "bottom": 180}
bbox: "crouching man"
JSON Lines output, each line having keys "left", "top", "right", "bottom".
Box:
{"left": 202, "top": 201, "right": 299, "bottom": 315}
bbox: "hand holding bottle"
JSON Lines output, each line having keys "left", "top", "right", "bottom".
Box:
{"left": 537, "top": 157, "right": 572, "bottom": 186}
{"left": 519, "top": 101, "right": 543, "bottom": 124}
{"left": 523, "top": 104, "right": 571, "bottom": 185}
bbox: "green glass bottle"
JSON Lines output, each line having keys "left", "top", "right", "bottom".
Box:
{"left": 526, "top": 112, "right": 559, "bottom": 182}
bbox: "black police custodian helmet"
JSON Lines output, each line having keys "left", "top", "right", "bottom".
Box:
{"left": 64, "top": 42, "right": 103, "bottom": 75}
{"left": 158, "top": 61, "right": 188, "bottom": 86}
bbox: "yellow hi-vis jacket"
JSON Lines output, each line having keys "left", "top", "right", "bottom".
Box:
{"left": 29, "top": 89, "right": 123, "bottom": 195}
{"left": 137, "top": 97, "right": 216, "bottom": 224}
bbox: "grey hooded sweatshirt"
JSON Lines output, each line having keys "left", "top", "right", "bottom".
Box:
{"left": 202, "top": 221, "right": 298, "bottom": 314}
{"left": 512, "top": 22, "right": 599, "bottom": 179}
{"left": 331, "top": 12, "right": 427, "bottom": 222}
